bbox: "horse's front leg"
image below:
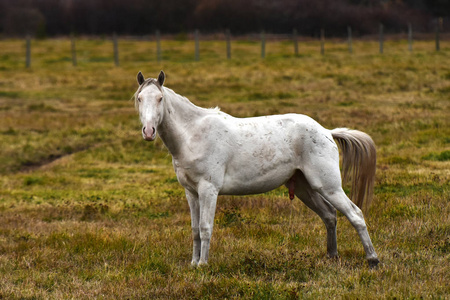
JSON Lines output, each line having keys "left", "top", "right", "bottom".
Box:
{"left": 197, "top": 180, "right": 219, "bottom": 266}
{"left": 185, "top": 189, "right": 201, "bottom": 267}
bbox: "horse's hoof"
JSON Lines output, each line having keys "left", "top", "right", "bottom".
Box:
{"left": 327, "top": 253, "right": 339, "bottom": 260}
{"left": 190, "top": 260, "right": 199, "bottom": 268}
{"left": 368, "top": 258, "right": 380, "bottom": 269}
{"left": 198, "top": 260, "right": 208, "bottom": 267}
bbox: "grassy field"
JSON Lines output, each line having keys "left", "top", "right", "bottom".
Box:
{"left": 0, "top": 37, "right": 449, "bottom": 299}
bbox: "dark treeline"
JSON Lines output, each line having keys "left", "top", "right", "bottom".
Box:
{"left": 0, "top": 0, "right": 448, "bottom": 37}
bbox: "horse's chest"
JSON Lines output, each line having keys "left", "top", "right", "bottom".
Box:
{"left": 172, "top": 159, "right": 200, "bottom": 191}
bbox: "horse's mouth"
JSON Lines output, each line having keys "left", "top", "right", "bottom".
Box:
{"left": 143, "top": 134, "right": 156, "bottom": 141}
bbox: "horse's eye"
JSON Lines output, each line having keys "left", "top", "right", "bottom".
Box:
{"left": 138, "top": 96, "right": 141, "bottom": 102}
{"left": 158, "top": 96, "right": 163, "bottom": 102}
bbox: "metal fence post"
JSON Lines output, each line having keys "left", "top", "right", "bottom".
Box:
{"left": 195, "top": 29, "right": 200, "bottom": 61}
{"left": 226, "top": 29, "right": 231, "bottom": 60}
{"left": 408, "top": 23, "right": 413, "bottom": 52}
{"left": 71, "top": 33, "right": 77, "bottom": 66}
{"left": 320, "top": 29, "right": 325, "bottom": 55}
{"left": 156, "top": 30, "right": 162, "bottom": 63}
{"left": 26, "top": 35, "right": 31, "bottom": 68}
{"left": 261, "top": 30, "right": 266, "bottom": 59}
{"left": 293, "top": 28, "right": 298, "bottom": 56}
{"left": 347, "top": 26, "right": 353, "bottom": 54}
{"left": 435, "top": 18, "right": 441, "bottom": 51}
{"left": 113, "top": 32, "right": 119, "bottom": 66}
{"left": 379, "top": 23, "right": 384, "bottom": 54}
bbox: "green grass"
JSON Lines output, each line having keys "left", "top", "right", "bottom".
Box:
{"left": 0, "top": 37, "right": 449, "bottom": 298}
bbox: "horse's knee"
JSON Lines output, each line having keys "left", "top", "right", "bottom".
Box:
{"left": 200, "top": 226, "right": 213, "bottom": 241}
{"left": 346, "top": 204, "right": 368, "bottom": 230}
{"left": 353, "top": 219, "right": 368, "bottom": 233}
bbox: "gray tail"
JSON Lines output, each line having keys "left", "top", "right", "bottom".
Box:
{"left": 331, "top": 128, "right": 376, "bottom": 213}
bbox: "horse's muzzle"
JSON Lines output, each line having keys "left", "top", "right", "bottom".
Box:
{"left": 142, "top": 126, "right": 156, "bottom": 141}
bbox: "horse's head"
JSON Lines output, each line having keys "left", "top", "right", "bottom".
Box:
{"left": 135, "top": 71, "right": 165, "bottom": 141}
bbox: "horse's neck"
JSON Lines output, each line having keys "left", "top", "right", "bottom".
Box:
{"left": 158, "top": 87, "right": 205, "bottom": 156}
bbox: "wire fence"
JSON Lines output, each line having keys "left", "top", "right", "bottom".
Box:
{"left": 15, "top": 24, "right": 449, "bottom": 68}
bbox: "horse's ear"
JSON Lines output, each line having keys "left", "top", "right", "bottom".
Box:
{"left": 157, "top": 70, "right": 165, "bottom": 86}
{"left": 137, "top": 71, "right": 145, "bottom": 85}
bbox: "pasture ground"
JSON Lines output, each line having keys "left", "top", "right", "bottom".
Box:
{"left": 0, "top": 37, "right": 449, "bottom": 298}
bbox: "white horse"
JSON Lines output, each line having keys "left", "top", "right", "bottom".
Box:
{"left": 134, "top": 71, "right": 380, "bottom": 268}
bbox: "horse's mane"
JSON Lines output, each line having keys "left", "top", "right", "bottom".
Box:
{"left": 164, "top": 87, "right": 222, "bottom": 114}
{"left": 134, "top": 80, "right": 221, "bottom": 114}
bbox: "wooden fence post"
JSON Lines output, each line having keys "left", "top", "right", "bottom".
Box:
{"left": 261, "top": 30, "right": 266, "bottom": 59}
{"left": 226, "top": 29, "right": 231, "bottom": 60}
{"left": 347, "top": 26, "right": 353, "bottom": 54}
{"left": 156, "top": 30, "right": 162, "bottom": 63}
{"left": 113, "top": 32, "right": 119, "bottom": 66}
{"left": 320, "top": 29, "right": 325, "bottom": 55}
{"left": 195, "top": 29, "right": 200, "bottom": 61}
{"left": 379, "top": 23, "right": 384, "bottom": 54}
{"left": 293, "top": 28, "right": 298, "bottom": 56}
{"left": 26, "top": 35, "right": 31, "bottom": 68}
{"left": 71, "top": 33, "right": 77, "bottom": 67}
{"left": 408, "top": 23, "right": 413, "bottom": 52}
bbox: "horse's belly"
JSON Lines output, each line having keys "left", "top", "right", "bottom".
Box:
{"left": 219, "top": 154, "right": 295, "bottom": 195}
{"left": 219, "top": 169, "right": 293, "bottom": 195}
{"left": 219, "top": 178, "right": 289, "bottom": 195}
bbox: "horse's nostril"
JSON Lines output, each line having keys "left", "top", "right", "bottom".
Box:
{"left": 143, "top": 126, "right": 155, "bottom": 138}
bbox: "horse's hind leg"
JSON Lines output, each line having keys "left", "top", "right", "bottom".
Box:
{"left": 291, "top": 171, "right": 338, "bottom": 258}
{"left": 302, "top": 159, "right": 379, "bottom": 267}
{"left": 321, "top": 190, "right": 379, "bottom": 267}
